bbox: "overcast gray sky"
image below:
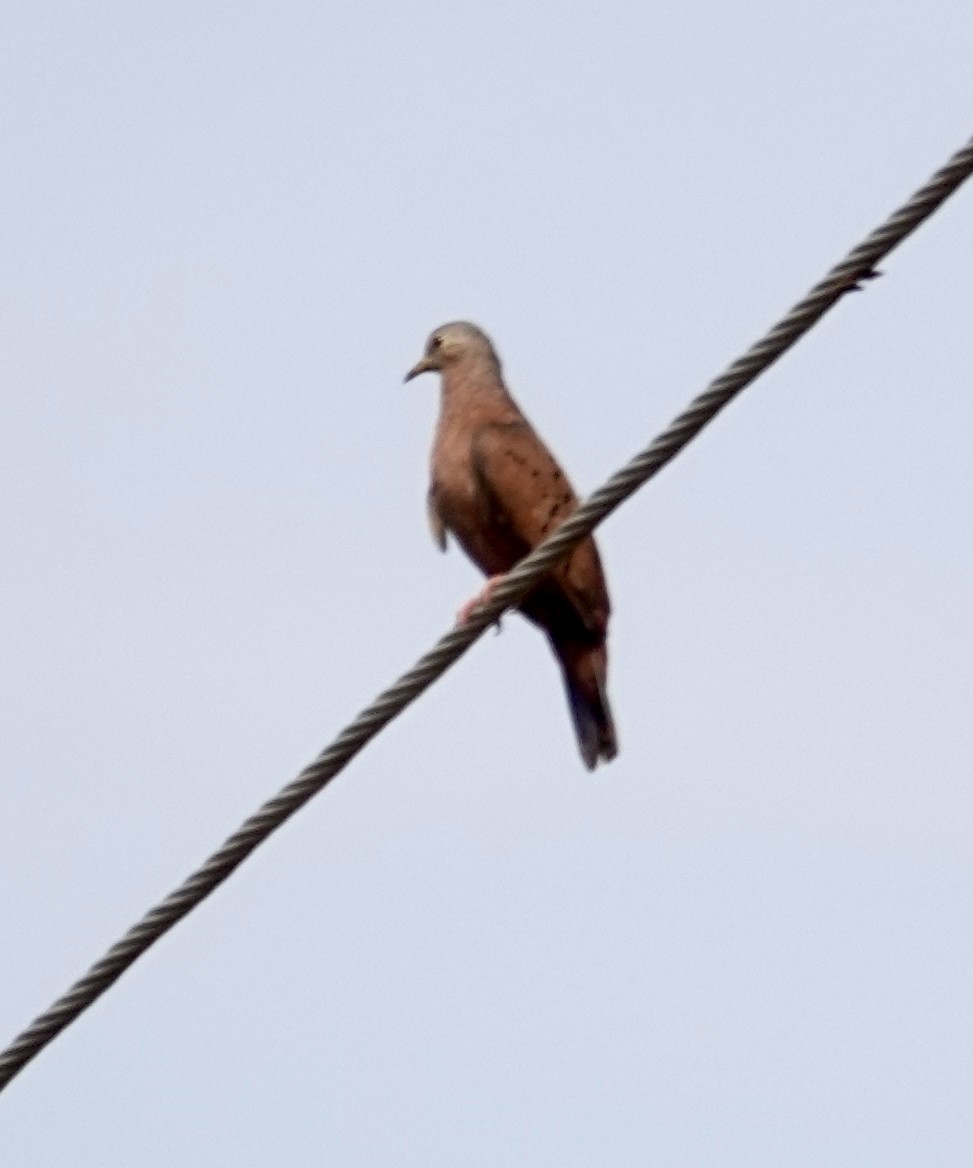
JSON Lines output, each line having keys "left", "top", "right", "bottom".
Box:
{"left": 1, "top": 3, "right": 972, "bottom": 1165}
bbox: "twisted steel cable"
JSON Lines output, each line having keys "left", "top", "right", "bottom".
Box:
{"left": 2, "top": 134, "right": 972, "bottom": 1094}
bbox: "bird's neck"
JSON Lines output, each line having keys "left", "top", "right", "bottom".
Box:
{"left": 439, "top": 358, "right": 516, "bottom": 422}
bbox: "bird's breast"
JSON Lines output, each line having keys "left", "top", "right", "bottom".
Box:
{"left": 430, "top": 421, "right": 519, "bottom": 576}
{"left": 430, "top": 427, "right": 478, "bottom": 526}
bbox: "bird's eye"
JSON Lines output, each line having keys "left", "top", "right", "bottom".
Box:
{"left": 430, "top": 336, "right": 443, "bottom": 350}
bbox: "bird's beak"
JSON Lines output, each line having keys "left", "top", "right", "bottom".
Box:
{"left": 404, "top": 356, "right": 436, "bottom": 383}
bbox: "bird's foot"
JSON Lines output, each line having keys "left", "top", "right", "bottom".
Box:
{"left": 456, "top": 575, "right": 506, "bottom": 630}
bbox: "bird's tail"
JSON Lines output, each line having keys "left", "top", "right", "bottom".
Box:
{"left": 555, "top": 640, "right": 618, "bottom": 771}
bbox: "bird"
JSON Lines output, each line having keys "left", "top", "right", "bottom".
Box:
{"left": 405, "top": 321, "right": 618, "bottom": 770}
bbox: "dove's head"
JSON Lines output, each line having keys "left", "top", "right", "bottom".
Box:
{"left": 404, "top": 321, "right": 501, "bottom": 382}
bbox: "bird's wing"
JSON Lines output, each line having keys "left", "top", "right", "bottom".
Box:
{"left": 472, "top": 420, "right": 609, "bottom": 631}
{"left": 472, "top": 420, "right": 576, "bottom": 546}
{"left": 427, "top": 484, "right": 447, "bottom": 551}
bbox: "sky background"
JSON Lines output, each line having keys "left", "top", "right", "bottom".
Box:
{"left": 1, "top": 3, "right": 972, "bottom": 1165}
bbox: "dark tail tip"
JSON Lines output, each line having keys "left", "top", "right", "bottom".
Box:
{"left": 561, "top": 648, "right": 618, "bottom": 771}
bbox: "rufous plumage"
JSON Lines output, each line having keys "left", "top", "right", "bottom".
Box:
{"left": 405, "top": 321, "right": 618, "bottom": 769}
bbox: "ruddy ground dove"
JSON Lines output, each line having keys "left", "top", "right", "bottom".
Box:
{"left": 405, "top": 321, "right": 618, "bottom": 770}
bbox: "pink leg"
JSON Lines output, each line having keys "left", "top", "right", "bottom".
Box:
{"left": 456, "top": 575, "right": 506, "bottom": 625}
